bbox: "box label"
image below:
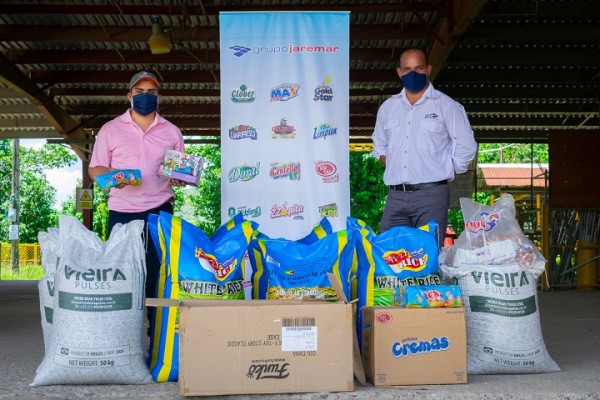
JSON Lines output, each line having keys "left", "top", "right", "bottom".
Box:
{"left": 281, "top": 316, "right": 317, "bottom": 351}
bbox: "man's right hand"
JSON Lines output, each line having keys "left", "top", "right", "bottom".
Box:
{"left": 379, "top": 155, "right": 386, "bottom": 165}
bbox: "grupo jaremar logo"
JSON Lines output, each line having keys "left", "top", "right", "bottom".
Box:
{"left": 229, "top": 44, "right": 340, "bottom": 57}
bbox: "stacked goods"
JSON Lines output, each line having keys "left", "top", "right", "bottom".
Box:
{"left": 147, "top": 212, "right": 256, "bottom": 382}
{"left": 33, "top": 216, "right": 152, "bottom": 385}
{"left": 441, "top": 193, "right": 560, "bottom": 374}
{"left": 248, "top": 221, "right": 355, "bottom": 301}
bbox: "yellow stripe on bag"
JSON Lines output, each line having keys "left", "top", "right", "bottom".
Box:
{"left": 331, "top": 230, "right": 346, "bottom": 290}
{"left": 157, "top": 216, "right": 182, "bottom": 382}
{"left": 150, "top": 217, "right": 169, "bottom": 371}
{"left": 362, "top": 236, "right": 376, "bottom": 307}
{"left": 251, "top": 240, "right": 267, "bottom": 300}
{"left": 314, "top": 224, "right": 327, "bottom": 239}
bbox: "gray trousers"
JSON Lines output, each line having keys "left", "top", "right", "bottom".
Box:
{"left": 379, "top": 183, "right": 450, "bottom": 250}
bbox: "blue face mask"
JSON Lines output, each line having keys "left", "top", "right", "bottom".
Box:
{"left": 401, "top": 71, "right": 428, "bottom": 93}
{"left": 131, "top": 92, "right": 159, "bottom": 116}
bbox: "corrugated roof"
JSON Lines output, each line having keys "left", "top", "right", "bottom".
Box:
{"left": 478, "top": 163, "right": 549, "bottom": 188}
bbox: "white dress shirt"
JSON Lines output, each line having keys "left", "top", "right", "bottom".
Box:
{"left": 371, "top": 84, "right": 477, "bottom": 186}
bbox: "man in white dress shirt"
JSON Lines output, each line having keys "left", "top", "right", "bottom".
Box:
{"left": 371, "top": 48, "right": 477, "bottom": 249}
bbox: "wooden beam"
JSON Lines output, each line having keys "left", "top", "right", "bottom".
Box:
{"left": 428, "top": 0, "right": 489, "bottom": 81}
{"left": 0, "top": 52, "right": 89, "bottom": 160}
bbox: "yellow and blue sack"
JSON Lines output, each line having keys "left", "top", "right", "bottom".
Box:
{"left": 147, "top": 211, "right": 255, "bottom": 382}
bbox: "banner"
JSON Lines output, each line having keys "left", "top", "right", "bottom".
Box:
{"left": 220, "top": 11, "right": 350, "bottom": 239}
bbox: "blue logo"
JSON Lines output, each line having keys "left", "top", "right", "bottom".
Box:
{"left": 391, "top": 336, "right": 449, "bottom": 357}
{"left": 229, "top": 45, "right": 252, "bottom": 57}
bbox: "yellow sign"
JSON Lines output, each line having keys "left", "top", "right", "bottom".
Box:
{"left": 76, "top": 188, "right": 93, "bottom": 211}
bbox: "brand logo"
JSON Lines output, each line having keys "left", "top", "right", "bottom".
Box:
{"left": 271, "top": 202, "right": 304, "bottom": 220}
{"left": 246, "top": 362, "right": 290, "bottom": 380}
{"left": 392, "top": 336, "right": 450, "bottom": 357}
{"left": 270, "top": 83, "right": 300, "bottom": 102}
{"left": 231, "top": 44, "right": 340, "bottom": 57}
{"left": 465, "top": 212, "right": 500, "bottom": 234}
{"left": 382, "top": 248, "right": 428, "bottom": 273}
{"left": 313, "top": 76, "right": 334, "bottom": 101}
{"left": 313, "top": 122, "right": 338, "bottom": 140}
{"left": 376, "top": 312, "right": 393, "bottom": 324}
{"left": 424, "top": 113, "right": 439, "bottom": 120}
{"left": 229, "top": 45, "right": 252, "bottom": 57}
{"left": 270, "top": 162, "right": 301, "bottom": 181}
{"left": 272, "top": 118, "right": 296, "bottom": 138}
{"left": 319, "top": 203, "right": 338, "bottom": 218}
{"left": 195, "top": 248, "right": 236, "bottom": 281}
{"left": 228, "top": 206, "right": 262, "bottom": 219}
{"left": 229, "top": 124, "right": 257, "bottom": 140}
{"left": 471, "top": 270, "right": 530, "bottom": 288}
{"left": 231, "top": 84, "right": 256, "bottom": 102}
{"left": 46, "top": 280, "right": 55, "bottom": 296}
{"left": 315, "top": 161, "right": 339, "bottom": 183}
{"left": 228, "top": 162, "right": 260, "bottom": 182}
{"left": 64, "top": 265, "right": 126, "bottom": 282}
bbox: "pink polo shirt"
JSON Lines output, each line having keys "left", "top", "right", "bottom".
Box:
{"left": 90, "top": 110, "right": 185, "bottom": 212}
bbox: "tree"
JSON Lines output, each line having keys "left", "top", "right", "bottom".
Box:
{"left": 349, "top": 151, "right": 387, "bottom": 232}
{"left": 0, "top": 141, "right": 76, "bottom": 243}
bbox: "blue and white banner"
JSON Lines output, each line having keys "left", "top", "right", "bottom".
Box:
{"left": 220, "top": 11, "right": 350, "bottom": 239}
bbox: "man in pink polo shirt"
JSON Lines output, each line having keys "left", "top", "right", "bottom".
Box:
{"left": 89, "top": 70, "right": 185, "bottom": 301}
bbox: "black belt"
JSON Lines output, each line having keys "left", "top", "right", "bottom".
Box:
{"left": 389, "top": 180, "right": 447, "bottom": 192}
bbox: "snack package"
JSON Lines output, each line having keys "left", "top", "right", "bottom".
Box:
{"left": 147, "top": 212, "right": 255, "bottom": 382}
{"left": 95, "top": 169, "right": 142, "bottom": 189}
{"left": 400, "top": 285, "right": 462, "bottom": 308}
{"left": 157, "top": 150, "right": 205, "bottom": 186}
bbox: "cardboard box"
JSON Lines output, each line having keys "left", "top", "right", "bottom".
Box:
{"left": 361, "top": 307, "right": 467, "bottom": 386}
{"left": 178, "top": 300, "right": 355, "bottom": 396}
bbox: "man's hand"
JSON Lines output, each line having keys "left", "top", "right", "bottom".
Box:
{"left": 379, "top": 155, "right": 387, "bottom": 165}
{"left": 169, "top": 178, "right": 187, "bottom": 187}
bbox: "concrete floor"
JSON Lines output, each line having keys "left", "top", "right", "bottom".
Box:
{"left": 0, "top": 280, "right": 598, "bottom": 400}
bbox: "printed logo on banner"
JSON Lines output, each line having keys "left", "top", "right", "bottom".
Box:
{"left": 270, "top": 83, "right": 300, "bottom": 102}
{"left": 228, "top": 44, "right": 341, "bottom": 57}
{"left": 270, "top": 201, "right": 304, "bottom": 220}
{"left": 315, "top": 161, "right": 339, "bottom": 183}
{"left": 231, "top": 84, "right": 256, "bottom": 102}
{"left": 229, "top": 45, "right": 252, "bottom": 57}
{"left": 314, "top": 76, "right": 334, "bottom": 102}
{"left": 228, "top": 206, "right": 262, "bottom": 219}
{"left": 319, "top": 203, "right": 338, "bottom": 218}
{"left": 271, "top": 118, "right": 296, "bottom": 138}
{"left": 228, "top": 162, "right": 260, "bottom": 183}
{"left": 313, "top": 122, "right": 338, "bottom": 140}
{"left": 229, "top": 124, "right": 258, "bottom": 140}
{"left": 270, "top": 162, "right": 301, "bottom": 181}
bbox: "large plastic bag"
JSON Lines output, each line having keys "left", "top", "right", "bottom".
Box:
{"left": 440, "top": 194, "right": 559, "bottom": 374}
{"left": 37, "top": 228, "right": 59, "bottom": 353}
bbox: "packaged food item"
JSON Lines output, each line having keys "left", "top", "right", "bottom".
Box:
{"left": 400, "top": 285, "right": 462, "bottom": 308}
{"left": 157, "top": 150, "right": 205, "bottom": 186}
{"left": 95, "top": 169, "right": 142, "bottom": 189}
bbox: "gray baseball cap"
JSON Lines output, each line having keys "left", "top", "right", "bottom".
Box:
{"left": 129, "top": 71, "right": 159, "bottom": 90}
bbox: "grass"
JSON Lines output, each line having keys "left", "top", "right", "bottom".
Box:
{"left": 0, "top": 264, "right": 45, "bottom": 280}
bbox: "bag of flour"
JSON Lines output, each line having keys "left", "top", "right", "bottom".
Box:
{"left": 32, "top": 216, "right": 152, "bottom": 385}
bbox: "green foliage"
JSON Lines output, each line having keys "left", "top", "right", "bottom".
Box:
{"left": 184, "top": 143, "right": 222, "bottom": 235}
{"left": 0, "top": 141, "right": 75, "bottom": 243}
{"left": 0, "top": 263, "right": 45, "bottom": 280}
{"left": 349, "top": 152, "right": 387, "bottom": 233}
{"left": 478, "top": 143, "right": 548, "bottom": 164}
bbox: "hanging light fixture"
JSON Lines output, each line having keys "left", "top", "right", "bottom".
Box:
{"left": 148, "top": 16, "right": 171, "bottom": 54}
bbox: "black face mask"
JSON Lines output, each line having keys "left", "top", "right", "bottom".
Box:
{"left": 131, "top": 93, "right": 159, "bottom": 116}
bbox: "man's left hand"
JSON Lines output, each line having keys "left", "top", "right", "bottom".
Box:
{"left": 169, "top": 178, "right": 187, "bottom": 187}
